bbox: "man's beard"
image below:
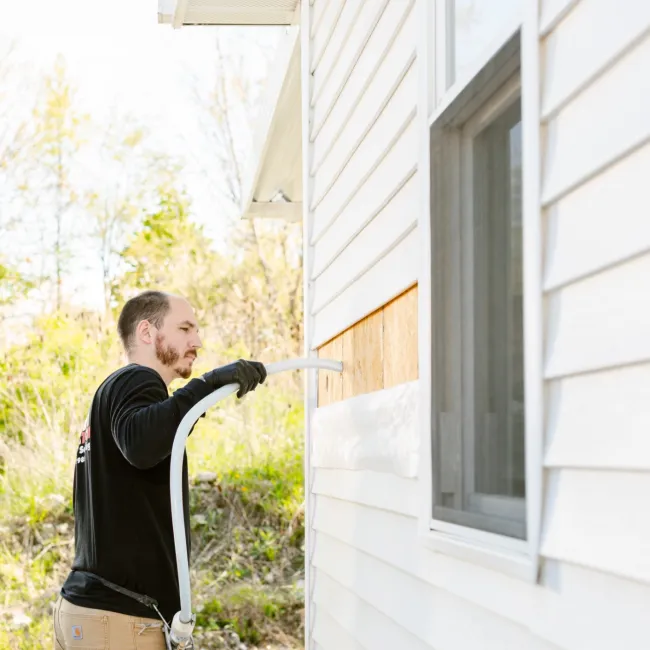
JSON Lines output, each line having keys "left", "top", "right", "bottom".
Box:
{"left": 155, "top": 334, "right": 193, "bottom": 379}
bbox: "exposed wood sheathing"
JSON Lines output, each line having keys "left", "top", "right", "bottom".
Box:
{"left": 317, "top": 284, "right": 418, "bottom": 405}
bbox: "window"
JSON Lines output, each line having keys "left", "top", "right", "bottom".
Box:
{"left": 448, "top": 0, "right": 522, "bottom": 87}
{"left": 430, "top": 33, "right": 525, "bottom": 541}
{"left": 433, "top": 0, "right": 523, "bottom": 105}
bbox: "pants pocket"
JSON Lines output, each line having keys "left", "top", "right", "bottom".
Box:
{"left": 57, "top": 601, "right": 108, "bottom": 650}
{"left": 133, "top": 622, "right": 167, "bottom": 650}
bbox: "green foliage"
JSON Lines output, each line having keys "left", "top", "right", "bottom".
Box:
{"left": 0, "top": 38, "right": 305, "bottom": 650}
{"left": 113, "top": 186, "right": 228, "bottom": 324}
{"left": 195, "top": 584, "right": 303, "bottom": 646}
{"left": 0, "top": 183, "right": 305, "bottom": 650}
{"left": 0, "top": 310, "right": 120, "bottom": 442}
{"left": 0, "top": 260, "right": 33, "bottom": 309}
{"left": 32, "top": 56, "right": 87, "bottom": 160}
{"left": 188, "top": 452, "right": 306, "bottom": 647}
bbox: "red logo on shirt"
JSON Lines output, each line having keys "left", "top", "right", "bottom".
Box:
{"left": 77, "top": 415, "right": 91, "bottom": 464}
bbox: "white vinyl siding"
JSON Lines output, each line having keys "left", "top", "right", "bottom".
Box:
{"left": 304, "top": 1, "right": 650, "bottom": 650}
{"left": 310, "top": 391, "right": 560, "bottom": 650}
{"left": 307, "top": 0, "right": 418, "bottom": 349}
{"left": 311, "top": 389, "right": 650, "bottom": 650}
{"left": 538, "top": 0, "right": 650, "bottom": 604}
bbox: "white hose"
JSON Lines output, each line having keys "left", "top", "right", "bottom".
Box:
{"left": 169, "top": 357, "right": 343, "bottom": 633}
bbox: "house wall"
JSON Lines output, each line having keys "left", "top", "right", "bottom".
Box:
{"left": 304, "top": 0, "right": 650, "bottom": 649}
{"left": 303, "top": 0, "right": 421, "bottom": 646}
{"left": 307, "top": 0, "right": 419, "bottom": 350}
{"left": 537, "top": 0, "right": 650, "bottom": 625}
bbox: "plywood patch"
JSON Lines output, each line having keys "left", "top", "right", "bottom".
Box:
{"left": 341, "top": 326, "right": 355, "bottom": 400}
{"left": 352, "top": 309, "right": 384, "bottom": 396}
{"left": 317, "top": 284, "right": 418, "bottom": 404}
{"left": 317, "top": 336, "right": 343, "bottom": 407}
{"left": 383, "top": 284, "right": 418, "bottom": 388}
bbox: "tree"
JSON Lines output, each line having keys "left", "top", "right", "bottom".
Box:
{"left": 0, "top": 261, "right": 33, "bottom": 315}
{"left": 0, "top": 41, "right": 36, "bottom": 321}
{"left": 113, "top": 183, "right": 228, "bottom": 328}
{"left": 30, "top": 55, "right": 88, "bottom": 311}
{"left": 195, "top": 31, "right": 303, "bottom": 363}
{"left": 83, "top": 113, "right": 168, "bottom": 315}
{"left": 0, "top": 40, "right": 30, "bottom": 215}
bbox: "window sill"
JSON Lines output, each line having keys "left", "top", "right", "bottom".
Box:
{"left": 420, "top": 521, "right": 538, "bottom": 583}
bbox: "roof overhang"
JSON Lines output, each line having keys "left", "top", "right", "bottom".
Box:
{"left": 158, "top": 0, "right": 300, "bottom": 27}
{"left": 158, "top": 1, "right": 303, "bottom": 222}
{"left": 240, "top": 25, "right": 301, "bottom": 221}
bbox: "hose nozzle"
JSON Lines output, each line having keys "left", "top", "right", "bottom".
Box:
{"left": 169, "top": 612, "right": 195, "bottom": 648}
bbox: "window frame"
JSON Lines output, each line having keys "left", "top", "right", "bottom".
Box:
{"left": 432, "top": 0, "right": 525, "bottom": 107}
{"left": 432, "top": 61, "right": 528, "bottom": 540}
{"left": 417, "top": 0, "right": 543, "bottom": 582}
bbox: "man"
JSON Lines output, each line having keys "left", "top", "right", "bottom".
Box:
{"left": 53, "top": 290, "right": 267, "bottom": 649}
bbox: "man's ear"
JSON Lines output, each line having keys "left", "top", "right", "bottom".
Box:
{"left": 136, "top": 320, "right": 154, "bottom": 345}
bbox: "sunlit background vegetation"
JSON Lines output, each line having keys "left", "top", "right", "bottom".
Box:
{"left": 0, "top": 5, "right": 304, "bottom": 647}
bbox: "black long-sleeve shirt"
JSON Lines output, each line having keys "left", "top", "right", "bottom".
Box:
{"left": 60, "top": 363, "right": 213, "bottom": 622}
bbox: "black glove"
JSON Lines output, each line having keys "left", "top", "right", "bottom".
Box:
{"left": 202, "top": 359, "right": 267, "bottom": 398}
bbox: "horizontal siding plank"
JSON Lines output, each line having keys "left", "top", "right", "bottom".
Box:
{"left": 542, "top": 469, "right": 650, "bottom": 584}
{"left": 541, "top": 33, "right": 650, "bottom": 205}
{"left": 311, "top": 227, "right": 419, "bottom": 348}
{"left": 313, "top": 496, "right": 537, "bottom": 632}
{"left": 311, "top": 75, "right": 416, "bottom": 241}
{"left": 313, "top": 470, "right": 419, "bottom": 517}
{"left": 313, "top": 608, "right": 365, "bottom": 650}
{"left": 544, "top": 140, "right": 650, "bottom": 290}
{"left": 311, "top": 0, "right": 344, "bottom": 71}
{"left": 311, "top": 0, "right": 389, "bottom": 131}
{"left": 312, "top": 5, "right": 415, "bottom": 181}
{"left": 310, "top": 0, "right": 327, "bottom": 37}
{"left": 314, "top": 570, "right": 432, "bottom": 650}
{"left": 311, "top": 0, "right": 414, "bottom": 160}
{"left": 311, "top": 0, "right": 364, "bottom": 107}
{"left": 313, "top": 533, "right": 559, "bottom": 650}
{"left": 312, "top": 173, "right": 417, "bottom": 312}
{"left": 315, "top": 506, "right": 650, "bottom": 650}
{"left": 545, "top": 253, "right": 650, "bottom": 378}
{"left": 539, "top": 0, "right": 579, "bottom": 35}
{"left": 536, "top": 560, "right": 650, "bottom": 650}
{"left": 312, "top": 128, "right": 417, "bottom": 279}
{"left": 542, "top": 0, "right": 650, "bottom": 117}
{"left": 545, "top": 363, "right": 650, "bottom": 470}
{"left": 312, "top": 380, "right": 420, "bottom": 478}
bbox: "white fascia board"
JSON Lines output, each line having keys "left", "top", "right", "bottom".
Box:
{"left": 159, "top": 1, "right": 300, "bottom": 27}
{"left": 241, "top": 26, "right": 303, "bottom": 221}
{"left": 173, "top": 0, "right": 190, "bottom": 28}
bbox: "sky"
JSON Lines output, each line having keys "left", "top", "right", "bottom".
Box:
{"left": 0, "top": 0, "right": 284, "bottom": 315}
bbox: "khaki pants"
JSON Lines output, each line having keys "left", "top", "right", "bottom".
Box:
{"left": 53, "top": 595, "right": 166, "bottom": 649}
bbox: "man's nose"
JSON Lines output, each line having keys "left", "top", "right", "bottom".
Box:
{"left": 192, "top": 333, "right": 203, "bottom": 349}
